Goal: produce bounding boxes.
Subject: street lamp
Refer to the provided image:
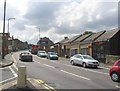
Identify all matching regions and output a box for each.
[36,27,40,40]
[8,18,15,34]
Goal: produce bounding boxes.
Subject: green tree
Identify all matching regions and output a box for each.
[83,31,94,35]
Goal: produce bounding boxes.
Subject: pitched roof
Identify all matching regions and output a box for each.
[73,33,92,43]
[64,35,82,44]
[95,28,119,42]
[80,31,105,44]
[59,37,69,44]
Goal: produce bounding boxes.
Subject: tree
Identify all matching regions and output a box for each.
[83,31,94,35]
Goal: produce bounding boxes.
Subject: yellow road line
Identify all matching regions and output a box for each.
[35,79,56,91]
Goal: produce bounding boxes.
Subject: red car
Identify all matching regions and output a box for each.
[109,59,120,82]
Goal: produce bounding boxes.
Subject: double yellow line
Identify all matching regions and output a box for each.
[35,79,56,91]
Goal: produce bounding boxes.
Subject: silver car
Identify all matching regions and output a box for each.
[70,54,99,68]
[37,51,47,58]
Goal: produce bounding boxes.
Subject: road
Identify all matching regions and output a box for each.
[1,51,120,90]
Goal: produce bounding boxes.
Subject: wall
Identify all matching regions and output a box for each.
[106,55,120,64]
[80,43,92,56]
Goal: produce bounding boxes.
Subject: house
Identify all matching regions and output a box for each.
[50,37,69,56]
[37,37,54,52]
[65,33,94,57]
[92,28,120,63]
[64,35,82,57]
[79,31,105,56]
[12,39,28,51]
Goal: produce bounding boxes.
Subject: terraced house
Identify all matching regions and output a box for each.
[55,28,120,63]
[92,28,120,63]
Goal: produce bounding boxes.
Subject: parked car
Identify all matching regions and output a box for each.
[37,51,47,57]
[19,52,33,62]
[47,52,58,60]
[70,54,99,68]
[109,59,120,82]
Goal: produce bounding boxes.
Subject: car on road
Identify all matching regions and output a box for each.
[47,52,58,60]
[37,51,47,58]
[70,54,99,68]
[19,52,33,62]
[109,59,120,82]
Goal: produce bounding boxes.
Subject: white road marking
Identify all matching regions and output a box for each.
[99,66,109,70]
[43,64,55,69]
[35,56,109,76]
[13,63,18,71]
[0,66,9,70]
[9,66,17,77]
[49,60,58,63]
[61,70,91,81]
[64,64,109,75]
[34,61,41,64]
[0,76,16,84]
[116,85,120,88]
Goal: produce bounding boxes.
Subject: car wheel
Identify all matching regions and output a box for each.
[111,72,120,82]
[83,62,87,68]
[71,61,75,65]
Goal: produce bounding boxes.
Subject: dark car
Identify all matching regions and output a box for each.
[47,52,58,60]
[19,52,33,62]
[109,59,120,82]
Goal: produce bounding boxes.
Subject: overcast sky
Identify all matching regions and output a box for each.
[0,0,119,44]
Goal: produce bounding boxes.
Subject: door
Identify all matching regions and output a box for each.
[76,55,83,65]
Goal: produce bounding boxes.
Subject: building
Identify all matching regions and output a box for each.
[37,37,54,52]
[50,37,69,56]
[64,35,82,57]
[12,39,28,51]
[92,28,120,63]
[79,31,105,56]
[62,28,120,63]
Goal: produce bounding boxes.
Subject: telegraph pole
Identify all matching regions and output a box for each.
[2,0,6,59]
[36,27,40,40]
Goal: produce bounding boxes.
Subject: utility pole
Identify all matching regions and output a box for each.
[2,0,6,59]
[8,18,15,34]
[36,27,40,40]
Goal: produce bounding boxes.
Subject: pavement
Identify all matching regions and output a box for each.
[0,53,14,68]
[1,78,46,91]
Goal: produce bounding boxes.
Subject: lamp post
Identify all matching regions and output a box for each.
[2,0,6,59]
[36,27,40,40]
[8,18,15,34]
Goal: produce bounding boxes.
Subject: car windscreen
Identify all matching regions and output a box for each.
[83,55,94,60]
[40,52,46,53]
[50,52,57,55]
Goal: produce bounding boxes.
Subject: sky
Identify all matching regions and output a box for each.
[0,0,119,44]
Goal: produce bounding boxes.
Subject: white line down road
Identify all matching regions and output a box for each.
[61,70,91,81]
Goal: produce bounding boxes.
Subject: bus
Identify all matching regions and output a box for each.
[31,45,39,54]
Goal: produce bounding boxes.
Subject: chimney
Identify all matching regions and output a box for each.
[64,37,68,39]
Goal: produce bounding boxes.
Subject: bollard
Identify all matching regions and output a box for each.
[17,66,27,88]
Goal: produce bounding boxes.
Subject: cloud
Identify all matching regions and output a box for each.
[0,0,118,44]
[24,2,64,31]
